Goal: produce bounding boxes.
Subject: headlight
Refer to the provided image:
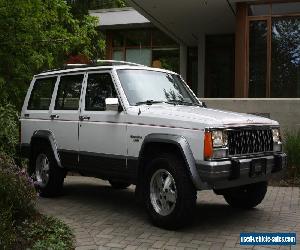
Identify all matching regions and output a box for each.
[272,128,282,152]
[204,130,228,160]
[272,128,281,143]
[212,130,228,148]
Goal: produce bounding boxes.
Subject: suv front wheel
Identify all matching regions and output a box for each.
[144,152,197,229]
[31,144,65,197]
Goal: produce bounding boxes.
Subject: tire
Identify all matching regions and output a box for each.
[144,152,197,229]
[30,143,65,197]
[109,180,130,189]
[223,181,268,209]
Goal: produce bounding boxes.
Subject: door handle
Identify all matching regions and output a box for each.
[50,114,59,120]
[24,113,30,118]
[79,115,90,121]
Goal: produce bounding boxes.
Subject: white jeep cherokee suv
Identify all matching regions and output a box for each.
[20,60,286,229]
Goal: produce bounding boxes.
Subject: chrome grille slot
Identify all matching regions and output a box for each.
[227,128,273,156]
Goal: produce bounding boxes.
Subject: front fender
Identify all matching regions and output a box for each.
[30,130,62,168]
[139,133,207,190]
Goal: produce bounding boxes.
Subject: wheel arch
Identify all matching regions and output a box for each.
[30,130,62,168]
[137,134,206,191]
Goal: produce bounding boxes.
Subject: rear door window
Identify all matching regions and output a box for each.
[54,74,84,110]
[27,77,57,110]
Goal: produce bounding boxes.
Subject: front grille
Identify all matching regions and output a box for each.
[227,128,273,156]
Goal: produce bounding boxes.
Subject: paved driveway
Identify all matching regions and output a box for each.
[37,176,300,250]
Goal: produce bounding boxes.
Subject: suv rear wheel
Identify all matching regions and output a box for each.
[31,144,65,197]
[144,152,197,229]
[223,181,268,209]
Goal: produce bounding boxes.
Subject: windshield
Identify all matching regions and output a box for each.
[117,69,199,106]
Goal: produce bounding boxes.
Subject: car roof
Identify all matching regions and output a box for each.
[35,64,178,77]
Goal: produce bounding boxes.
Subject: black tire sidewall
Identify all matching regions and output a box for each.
[32,143,64,197]
[144,153,196,229]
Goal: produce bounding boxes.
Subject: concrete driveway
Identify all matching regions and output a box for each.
[37,176,300,250]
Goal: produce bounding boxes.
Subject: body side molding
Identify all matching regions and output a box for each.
[139,133,207,190]
[31,130,62,168]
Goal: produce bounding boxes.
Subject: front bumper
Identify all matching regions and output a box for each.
[196,153,287,190]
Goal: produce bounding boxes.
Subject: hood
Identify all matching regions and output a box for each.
[129,104,278,129]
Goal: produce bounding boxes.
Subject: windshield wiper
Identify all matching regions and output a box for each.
[135,100,165,106]
[166,100,199,106]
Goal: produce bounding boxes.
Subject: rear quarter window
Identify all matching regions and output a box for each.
[27,77,57,110]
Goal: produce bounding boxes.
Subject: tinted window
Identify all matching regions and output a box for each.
[85,73,117,111]
[55,74,84,110]
[28,77,57,110]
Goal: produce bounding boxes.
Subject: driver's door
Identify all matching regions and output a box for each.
[78,71,127,178]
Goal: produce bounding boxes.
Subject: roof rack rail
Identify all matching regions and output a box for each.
[40,60,146,73]
[95,60,145,67]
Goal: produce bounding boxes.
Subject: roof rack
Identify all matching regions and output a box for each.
[40,60,146,73]
[95,60,145,67]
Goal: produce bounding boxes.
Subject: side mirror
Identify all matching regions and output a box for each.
[105,98,119,111]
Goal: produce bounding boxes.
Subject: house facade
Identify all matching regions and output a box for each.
[89,0,300,130]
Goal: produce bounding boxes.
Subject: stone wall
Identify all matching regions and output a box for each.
[201,98,300,132]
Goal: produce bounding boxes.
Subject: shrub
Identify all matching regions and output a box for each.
[20,216,74,250]
[0,104,19,158]
[0,206,15,249]
[283,130,300,181]
[0,156,36,249]
[0,158,36,221]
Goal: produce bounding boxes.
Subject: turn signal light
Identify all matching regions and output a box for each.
[204,131,213,159]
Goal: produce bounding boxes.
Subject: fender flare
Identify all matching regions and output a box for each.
[30,130,62,168]
[138,133,207,190]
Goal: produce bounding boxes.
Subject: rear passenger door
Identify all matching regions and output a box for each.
[50,73,85,169]
[21,76,58,146]
[78,71,128,178]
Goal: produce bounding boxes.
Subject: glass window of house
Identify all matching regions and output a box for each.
[152,48,179,73]
[126,48,151,66]
[112,31,124,47]
[85,73,117,111]
[248,4,270,16]
[125,30,151,47]
[249,21,268,97]
[272,3,300,15]
[55,75,84,110]
[27,77,57,110]
[271,16,300,97]
[113,50,124,61]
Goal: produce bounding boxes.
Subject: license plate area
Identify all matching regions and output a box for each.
[249,158,266,177]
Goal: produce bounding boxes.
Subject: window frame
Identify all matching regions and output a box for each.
[26,75,58,111]
[84,71,118,111]
[246,2,300,97]
[82,70,121,112]
[53,72,86,111]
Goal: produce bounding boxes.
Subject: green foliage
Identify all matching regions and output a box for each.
[0,0,104,109]
[20,216,74,250]
[0,104,19,158]
[283,130,300,180]
[0,158,74,249]
[0,158,36,249]
[0,159,36,222]
[0,206,15,250]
